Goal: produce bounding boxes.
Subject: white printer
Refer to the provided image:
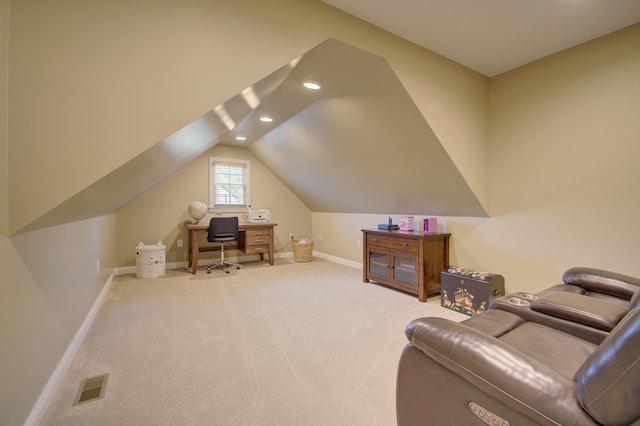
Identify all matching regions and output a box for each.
[247,209,271,223]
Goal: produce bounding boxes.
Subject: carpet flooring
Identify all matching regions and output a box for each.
[41,257,466,425]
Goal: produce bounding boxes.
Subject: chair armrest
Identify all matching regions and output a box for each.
[405,317,592,425]
[530,292,627,331]
[563,267,640,299]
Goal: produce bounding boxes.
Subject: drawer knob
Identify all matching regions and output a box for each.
[373,238,378,243]
[403,242,409,247]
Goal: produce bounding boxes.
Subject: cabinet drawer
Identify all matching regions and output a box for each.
[244,244,269,254]
[367,235,418,253]
[245,229,269,245]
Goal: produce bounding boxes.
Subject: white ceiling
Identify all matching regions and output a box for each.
[322,0,640,76]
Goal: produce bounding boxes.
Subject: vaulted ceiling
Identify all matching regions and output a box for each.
[21,0,640,232]
[21,38,485,233]
[221,39,485,217]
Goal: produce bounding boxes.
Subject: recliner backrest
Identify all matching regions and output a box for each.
[564,267,640,300]
[575,307,640,426]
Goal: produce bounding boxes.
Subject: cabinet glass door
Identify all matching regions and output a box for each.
[368,250,389,280]
[393,253,417,288]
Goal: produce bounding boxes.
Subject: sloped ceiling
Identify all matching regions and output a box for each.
[19,38,485,234]
[231,39,485,216]
[17,56,298,233]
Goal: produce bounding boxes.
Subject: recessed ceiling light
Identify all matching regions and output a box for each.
[235,136,247,141]
[260,116,273,123]
[303,81,321,90]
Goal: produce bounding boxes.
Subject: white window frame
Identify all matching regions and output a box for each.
[209,157,251,212]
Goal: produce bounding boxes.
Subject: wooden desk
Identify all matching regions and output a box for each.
[186,222,277,274]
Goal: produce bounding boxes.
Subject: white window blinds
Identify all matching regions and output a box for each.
[209,157,250,208]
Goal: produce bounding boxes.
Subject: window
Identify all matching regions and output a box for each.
[209,157,250,211]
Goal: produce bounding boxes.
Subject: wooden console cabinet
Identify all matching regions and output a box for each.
[362,229,450,302]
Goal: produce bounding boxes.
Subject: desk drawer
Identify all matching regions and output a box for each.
[367,235,418,253]
[245,244,269,254]
[245,229,269,245]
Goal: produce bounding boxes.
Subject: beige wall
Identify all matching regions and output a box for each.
[0,215,116,425]
[1,0,8,236]
[314,24,640,293]
[486,24,640,291]
[116,145,311,267]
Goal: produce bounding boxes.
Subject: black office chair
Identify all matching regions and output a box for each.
[206,216,241,274]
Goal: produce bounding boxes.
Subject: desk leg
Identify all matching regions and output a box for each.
[269,227,274,265]
[190,229,199,274]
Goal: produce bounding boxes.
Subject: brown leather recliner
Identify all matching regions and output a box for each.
[545,266,640,304]
[396,306,640,425]
[490,267,640,344]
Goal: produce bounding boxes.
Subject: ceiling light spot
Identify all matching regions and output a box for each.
[241,87,260,109]
[235,136,247,141]
[303,81,321,90]
[214,105,236,130]
[260,116,273,123]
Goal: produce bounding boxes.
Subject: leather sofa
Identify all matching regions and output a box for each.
[491,267,640,344]
[545,267,640,304]
[396,268,640,426]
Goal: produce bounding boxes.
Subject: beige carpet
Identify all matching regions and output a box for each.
[41,257,466,426]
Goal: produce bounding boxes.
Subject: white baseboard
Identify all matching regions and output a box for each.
[25,272,116,426]
[114,251,361,276]
[312,251,362,270]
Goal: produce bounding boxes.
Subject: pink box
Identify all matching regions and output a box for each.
[399,216,414,231]
[423,217,437,233]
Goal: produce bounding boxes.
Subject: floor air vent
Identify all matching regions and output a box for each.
[74,374,108,405]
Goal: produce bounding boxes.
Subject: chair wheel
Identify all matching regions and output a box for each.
[225,270,230,274]
[236,266,240,270]
[207,270,211,274]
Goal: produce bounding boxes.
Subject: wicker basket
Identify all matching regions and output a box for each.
[292,239,314,262]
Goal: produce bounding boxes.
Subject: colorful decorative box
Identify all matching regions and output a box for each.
[423,217,437,233]
[440,266,505,317]
[399,215,414,231]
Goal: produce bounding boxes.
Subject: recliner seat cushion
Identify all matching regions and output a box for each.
[461,309,525,337]
[499,322,597,379]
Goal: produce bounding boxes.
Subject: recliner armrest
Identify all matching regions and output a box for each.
[490,297,609,344]
[404,317,593,425]
[530,292,627,331]
[563,267,640,299]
